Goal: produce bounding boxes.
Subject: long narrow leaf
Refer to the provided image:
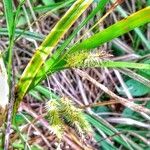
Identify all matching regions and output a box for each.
[13,0,94,116]
[110,0,150,49]
[86,114,142,150]
[68,7,150,53]
[88,61,150,70]
[2,0,14,38]
[46,0,108,68]
[33,0,75,13]
[0,28,44,41]
[29,0,108,89]
[32,7,150,87]
[3,0,14,83]
[3,0,25,83]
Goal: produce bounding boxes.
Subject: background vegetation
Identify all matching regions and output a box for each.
[0,0,150,149]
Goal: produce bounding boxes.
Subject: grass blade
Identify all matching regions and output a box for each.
[2,0,14,38]
[29,0,109,88]
[13,0,94,117]
[3,0,25,83]
[34,7,150,87]
[68,7,150,53]
[110,0,150,50]
[0,28,44,41]
[3,0,14,84]
[86,114,135,149]
[87,61,150,70]
[33,0,75,13]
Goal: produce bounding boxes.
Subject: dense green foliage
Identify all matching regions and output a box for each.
[1,0,150,149]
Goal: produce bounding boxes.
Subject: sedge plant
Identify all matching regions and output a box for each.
[1,0,150,148]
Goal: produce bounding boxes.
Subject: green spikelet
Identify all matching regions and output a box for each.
[65,51,89,67]
[46,100,64,139]
[46,97,92,139]
[65,50,112,68]
[59,97,92,134]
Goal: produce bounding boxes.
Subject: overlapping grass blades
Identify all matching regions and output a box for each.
[33,7,150,86]
[33,86,138,149]
[13,0,93,117]
[2,0,150,148]
[30,0,109,88]
[3,0,14,84]
[2,0,14,39]
[68,7,150,52]
[3,0,25,84]
[13,3,150,119]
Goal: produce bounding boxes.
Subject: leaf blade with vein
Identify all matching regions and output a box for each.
[13,0,94,117]
[34,7,150,86]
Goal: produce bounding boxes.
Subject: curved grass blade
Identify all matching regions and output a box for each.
[29,0,109,89]
[110,0,150,50]
[13,0,94,117]
[68,7,150,53]
[86,114,142,150]
[33,7,150,87]
[43,0,108,68]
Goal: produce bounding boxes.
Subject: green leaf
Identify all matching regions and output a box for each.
[3,0,25,84]
[13,0,94,118]
[87,61,150,70]
[17,15,28,27]
[42,0,55,5]
[68,7,150,53]
[3,0,14,83]
[85,114,134,150]
[95,133,117,150]
[138,59,150,79]
[110,0,150,49]
[34,7,150,87]
[121,79,150,97]
[122,107,141,119]
[34,0,74,13]
[2,0,14,38]
[29,0,109,87]
[0,28,44,41]
[31,144,43,150]
[34,85,58,99]
[93,106,109,113]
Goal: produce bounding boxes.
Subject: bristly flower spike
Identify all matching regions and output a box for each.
[46,100,64,139]
[46,97,92,139]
